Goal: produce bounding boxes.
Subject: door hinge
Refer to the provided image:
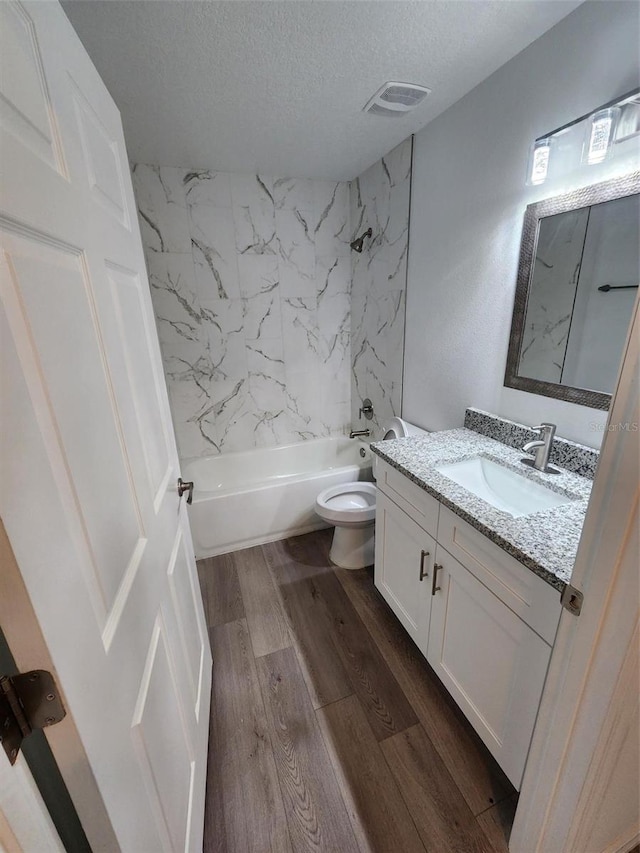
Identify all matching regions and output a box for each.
[0,670,66,765]
[561,584,584,616]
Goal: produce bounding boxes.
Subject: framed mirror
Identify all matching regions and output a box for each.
[504,171,640,409]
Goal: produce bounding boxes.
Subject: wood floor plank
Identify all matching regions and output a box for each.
[202,532,518,850]
[382,724,496,853]
[197,553,245,627]
[207,620,292,853]
[476,794,518,853]
[262,537,353,709]
[317,695,426,853]
[266,533,418,740]
[256,647,360,853]
[203,677,227,852]
[234,546,292,657]
[314,568,419,741]
[336,566,514,814]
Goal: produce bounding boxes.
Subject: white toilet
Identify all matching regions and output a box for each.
[315,417,429,569]
[381,416,429,441]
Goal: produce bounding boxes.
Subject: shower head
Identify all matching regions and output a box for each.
[350,227,373,253]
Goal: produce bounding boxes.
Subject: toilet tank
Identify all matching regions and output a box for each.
[382,417,430,440]
[373,417,429,478]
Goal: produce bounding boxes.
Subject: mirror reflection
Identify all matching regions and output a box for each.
[519,193,639,394]
[505,172,640,409]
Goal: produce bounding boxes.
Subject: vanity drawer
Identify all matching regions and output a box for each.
[376,458,439,538]
[437,506,561,644]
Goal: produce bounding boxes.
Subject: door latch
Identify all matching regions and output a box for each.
[561,583,584,616]
[0,670,66,765]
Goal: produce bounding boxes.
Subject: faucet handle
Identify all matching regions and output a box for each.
[532,422,556,436]
[359,398,374,421]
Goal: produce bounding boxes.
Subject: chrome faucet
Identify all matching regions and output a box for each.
[350,428,371,439]
[521,423,558,473]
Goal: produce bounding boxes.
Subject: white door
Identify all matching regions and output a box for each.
[510,298,640,852]
[0,2,212,851]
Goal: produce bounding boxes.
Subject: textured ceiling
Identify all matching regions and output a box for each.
[62,0,583,180]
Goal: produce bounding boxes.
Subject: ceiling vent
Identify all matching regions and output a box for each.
[363,82,431,117]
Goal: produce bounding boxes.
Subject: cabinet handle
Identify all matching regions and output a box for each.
[432,563,442,595]
[419,550,430,581]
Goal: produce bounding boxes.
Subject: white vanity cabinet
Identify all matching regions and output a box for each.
[427,544,554,787]
[374,460,441,649]
[374,490,436,649]
[374,458,562,789]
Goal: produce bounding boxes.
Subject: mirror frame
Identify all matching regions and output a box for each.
[504,170,640,410]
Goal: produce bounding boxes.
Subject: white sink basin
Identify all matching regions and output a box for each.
[436,456,576,518]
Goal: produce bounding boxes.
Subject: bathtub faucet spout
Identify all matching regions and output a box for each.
[349,429,371,439]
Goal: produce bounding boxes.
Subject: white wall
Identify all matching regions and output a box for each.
[404,1,640,448]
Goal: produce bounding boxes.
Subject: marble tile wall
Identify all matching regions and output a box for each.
[132,165,351,458]
[350,138,412,438]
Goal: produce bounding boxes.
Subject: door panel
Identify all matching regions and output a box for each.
[0,3,212,849]
[70,81,130,227]
[103,263,172,505]
[374,490,434,651]
[2,226,152,625]
[131,615,195,853]
[427,548,551,788]
[0,229,135,627]
[166,528,209,719]
[0,1,65,174]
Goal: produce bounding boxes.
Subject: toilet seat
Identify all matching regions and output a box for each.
[315,482,376,527]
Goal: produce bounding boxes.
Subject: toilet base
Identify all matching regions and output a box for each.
[328,524,375,570]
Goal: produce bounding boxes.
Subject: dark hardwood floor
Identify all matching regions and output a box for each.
[198,529,517,852]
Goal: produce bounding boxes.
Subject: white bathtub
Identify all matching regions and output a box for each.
[182,437,373,558]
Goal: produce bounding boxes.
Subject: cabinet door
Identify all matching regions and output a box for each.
[427,547,552,789]
[374,491,435,653]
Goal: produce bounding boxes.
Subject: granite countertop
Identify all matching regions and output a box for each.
[371,427,593,592]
